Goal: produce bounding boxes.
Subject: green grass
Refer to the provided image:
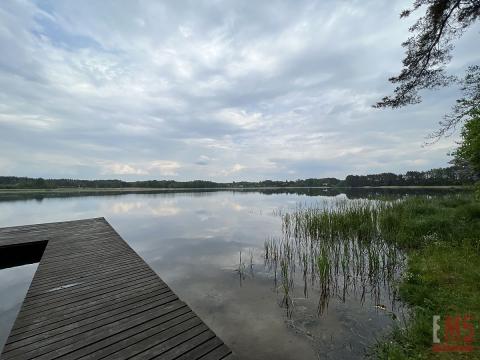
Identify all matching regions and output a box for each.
[266,194,480,358]
[373,194,480,359]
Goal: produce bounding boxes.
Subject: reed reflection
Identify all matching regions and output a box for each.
[264,199,405,318]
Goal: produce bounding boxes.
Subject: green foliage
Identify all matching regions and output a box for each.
[343,166,474,187]
[378,197,461,249]
[453,110,480,176]
[373,195,480,359]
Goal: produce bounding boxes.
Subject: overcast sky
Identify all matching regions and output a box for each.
[0,0,478,181]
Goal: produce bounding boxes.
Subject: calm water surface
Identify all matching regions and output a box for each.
[0,189,457,358]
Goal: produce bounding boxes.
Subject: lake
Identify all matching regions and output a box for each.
[0,188,463,359]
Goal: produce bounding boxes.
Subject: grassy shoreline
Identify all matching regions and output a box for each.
[373,195,480,359]
[266,193,479,358]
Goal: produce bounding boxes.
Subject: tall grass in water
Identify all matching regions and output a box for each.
[265,199,405,316]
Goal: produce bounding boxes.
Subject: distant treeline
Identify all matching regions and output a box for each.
[343,166,476,187]
[0,177,341,189]
[0,166,475,189]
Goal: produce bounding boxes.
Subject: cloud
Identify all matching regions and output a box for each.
[148,160,181,176]
[215,108,264,130]
[102,163,148,175]
[101,160,180,176]
[221,163,246,177]
[0,0,478,180]
[195,155,213,166]
[108,200,180,216]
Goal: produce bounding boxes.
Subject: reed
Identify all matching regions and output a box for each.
[266,194,480,358]
[265,198,405,316]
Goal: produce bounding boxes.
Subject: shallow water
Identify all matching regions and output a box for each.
[0,189,459,358]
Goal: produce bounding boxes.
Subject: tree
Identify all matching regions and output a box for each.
[452,110,480,175]
[375,1,480,192]
[432,65,480,138]
[451,109,480,197]
[375,0,480,112]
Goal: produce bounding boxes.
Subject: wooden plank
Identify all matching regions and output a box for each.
[141,328,217,360]
[6,287,172,342]
[0,218,232,359]
[12,278,164,331]
[4,292,179,351]
[10,282,166,335]
[65,307,195,360]
[197,344,232,360]
[175,337,224,360]
[126,324,211,360]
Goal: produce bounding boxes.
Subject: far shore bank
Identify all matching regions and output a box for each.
[0,185,472,194]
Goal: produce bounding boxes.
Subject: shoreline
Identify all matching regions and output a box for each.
[0,185,471,194]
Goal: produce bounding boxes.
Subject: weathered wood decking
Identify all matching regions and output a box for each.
[0,218,232,360]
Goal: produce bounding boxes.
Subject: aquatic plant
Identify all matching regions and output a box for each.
[265,198,406,317]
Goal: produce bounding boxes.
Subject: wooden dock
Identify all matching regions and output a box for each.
[0,218,232,360]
